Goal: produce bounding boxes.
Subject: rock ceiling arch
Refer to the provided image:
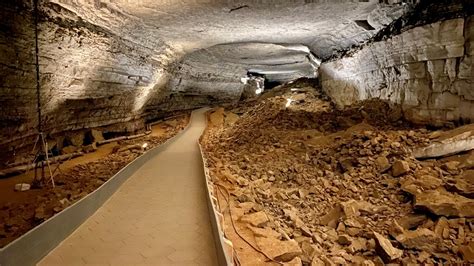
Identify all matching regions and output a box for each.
[46,0,413,62]
[0,0,419,153]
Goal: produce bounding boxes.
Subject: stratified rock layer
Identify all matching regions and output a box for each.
[0,0,411,157]
[320,16,474,125]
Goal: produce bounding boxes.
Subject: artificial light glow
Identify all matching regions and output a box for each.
[133,70,166,113]
[285,98,293,108]
[240,77,249,84]
[255,82,264,95]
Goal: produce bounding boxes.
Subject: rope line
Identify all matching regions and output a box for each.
[215,183,284,265]
[33,0,42,133]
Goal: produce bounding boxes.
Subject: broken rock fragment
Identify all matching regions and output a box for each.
[413,124,474,159]
[395,228,441,252]
[373,232,403,262]
[286,256,302,265]
[240,211,269,227]
[442,161,460,171]
[248,226,281,239]
[34,205,47,221]
[375,156,390,171]
[459,242,474,262]
[14,183,31,192]
[337,234,352,245]
[209,107,225,126]
[414,189,474,217]
[348,237,368,253]
[91,129,104,142]
[397,214,427,230]
[255,237,302,262]
[446,170,474,198]
[392,160,410,177]
[283,208,305,229]
[319,205,343,228]
[341,200,377,218]
[400,175,443,194]
[433,217,449,238]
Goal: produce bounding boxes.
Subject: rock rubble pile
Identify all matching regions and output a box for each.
[201,86,474,264]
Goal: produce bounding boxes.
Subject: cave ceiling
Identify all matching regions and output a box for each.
[46,0,413,62]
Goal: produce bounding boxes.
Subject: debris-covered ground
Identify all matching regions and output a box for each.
[201,83,474,265]
[0,114,189,248]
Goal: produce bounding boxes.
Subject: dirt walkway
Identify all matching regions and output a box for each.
[38,108,218,265]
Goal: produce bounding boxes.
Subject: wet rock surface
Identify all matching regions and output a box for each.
[0,115,189,248]
[201,82,474,264]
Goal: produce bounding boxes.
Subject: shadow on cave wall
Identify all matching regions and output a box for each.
[0,1,39,163]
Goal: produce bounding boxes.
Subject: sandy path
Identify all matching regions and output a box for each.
[38,108,218,265]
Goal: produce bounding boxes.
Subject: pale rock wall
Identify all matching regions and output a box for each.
[0,0,420,158]
[0,2,176,156]
[166,43,318,110]
[320,17,474,125]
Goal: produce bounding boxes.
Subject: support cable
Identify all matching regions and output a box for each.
[33,0,42,133]
[31,0,55,187]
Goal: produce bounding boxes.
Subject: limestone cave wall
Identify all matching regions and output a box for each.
[166,43,318,108]
[0,0,450,159]
[0,1,174,157]
[0,1,37,150]
[320,2,473,126]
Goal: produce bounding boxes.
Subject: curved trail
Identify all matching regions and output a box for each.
[39,109,218,265]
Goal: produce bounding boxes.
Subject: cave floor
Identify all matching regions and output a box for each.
[38,109,218,265]
[0,116,190,248]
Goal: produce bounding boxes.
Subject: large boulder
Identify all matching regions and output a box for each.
[414,189,474,217]
[255,237,302,262]
[413,124,474,158]
[373,232,403,263]
[446,170,474,198]
[395,228,441,252]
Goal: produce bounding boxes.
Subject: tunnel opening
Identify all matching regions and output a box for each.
[246,71,285,90]
[264,79,283,90]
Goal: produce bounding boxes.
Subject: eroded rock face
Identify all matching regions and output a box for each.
[320,10,474,125]
[0,1,174,159]
[0,0,411,156]
[167,43,318,106]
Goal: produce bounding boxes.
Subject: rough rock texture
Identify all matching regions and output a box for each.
[0,0,174,160]
[320,13,474,125]
[413,124,474,158]
[201,84,474,264]
[414,189,474,218]
[167,43,318,107]
[0,0,411,156]
[374,232,403,262]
